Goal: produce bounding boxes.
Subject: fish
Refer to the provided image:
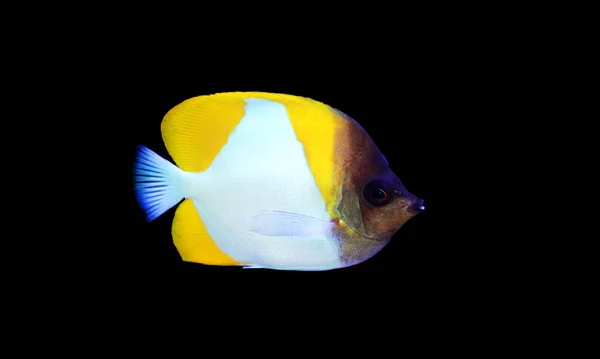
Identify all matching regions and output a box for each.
[133,92,424,271]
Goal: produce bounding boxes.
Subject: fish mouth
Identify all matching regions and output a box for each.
[406,198,425,214]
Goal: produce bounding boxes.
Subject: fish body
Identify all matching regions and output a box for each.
[134,92,424,271]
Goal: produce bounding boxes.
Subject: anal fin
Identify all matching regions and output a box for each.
[249,210,335,237]
[172,199,240,266]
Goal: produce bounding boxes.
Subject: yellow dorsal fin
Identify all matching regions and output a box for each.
[161,93,248,172]
[172,199,240,265]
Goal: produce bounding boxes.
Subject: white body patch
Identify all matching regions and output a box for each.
[187,98,342,270]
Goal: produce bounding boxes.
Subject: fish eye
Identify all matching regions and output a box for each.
[363,180,392,207]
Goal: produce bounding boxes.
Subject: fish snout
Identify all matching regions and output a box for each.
[407,198,425,214]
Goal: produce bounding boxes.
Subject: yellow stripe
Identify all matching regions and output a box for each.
[275,97,341,216]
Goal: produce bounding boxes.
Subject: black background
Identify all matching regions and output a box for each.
[12,6,552,349]
[75,26,498,308]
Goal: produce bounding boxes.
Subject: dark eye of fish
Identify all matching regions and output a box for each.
[363,180,392,206]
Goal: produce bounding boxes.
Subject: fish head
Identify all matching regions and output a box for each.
[355,169,424,239]
[334,111,424,248]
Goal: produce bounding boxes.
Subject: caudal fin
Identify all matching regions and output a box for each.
[133,145,186,222]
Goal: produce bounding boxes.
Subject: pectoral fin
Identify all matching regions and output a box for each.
[249,210,335,237]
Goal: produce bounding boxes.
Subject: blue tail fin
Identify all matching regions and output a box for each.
[133,145,185,222]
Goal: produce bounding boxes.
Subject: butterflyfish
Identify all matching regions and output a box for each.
[133,92,424,271]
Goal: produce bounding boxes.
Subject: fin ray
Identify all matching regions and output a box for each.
[133,145,186,222]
